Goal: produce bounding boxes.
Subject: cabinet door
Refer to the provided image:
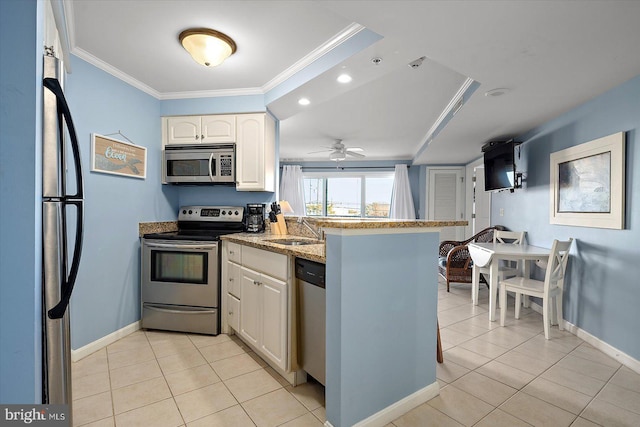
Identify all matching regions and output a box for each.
[227,294,240,332]
[260,274,287,370]
[236,114,265,191]
[227,261,242,298]
[239,266,261,347]
[166,116,201,144]
[201,115,236,143]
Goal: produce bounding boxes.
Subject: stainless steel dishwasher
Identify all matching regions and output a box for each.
[295,258,326,385]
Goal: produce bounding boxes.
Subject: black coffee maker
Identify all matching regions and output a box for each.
[244,203,266,233]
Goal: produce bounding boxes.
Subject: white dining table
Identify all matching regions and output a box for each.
[468,242,552,322]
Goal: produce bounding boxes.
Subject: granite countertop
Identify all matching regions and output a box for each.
[220,233,326,263]
[308,218,468,229]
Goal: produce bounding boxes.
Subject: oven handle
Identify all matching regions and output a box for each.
[145,304,216,315]
[144,242,218,250]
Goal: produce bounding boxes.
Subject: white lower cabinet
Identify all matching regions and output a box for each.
[239,266,261,347]
[239,265,287,370]
[258,273,287,368]
[222,241,289,372]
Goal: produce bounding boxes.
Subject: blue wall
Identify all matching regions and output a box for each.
[325,230,438,425]
[0,0,42,403]
[492,73,640,360]
[65,56,178,348]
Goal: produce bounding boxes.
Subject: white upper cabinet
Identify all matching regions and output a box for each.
[201,115,236,143]
[236,113,275,192]
[162,112,276,191]
[165,115,236,145]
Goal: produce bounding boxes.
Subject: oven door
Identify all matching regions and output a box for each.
[141,240,219,307]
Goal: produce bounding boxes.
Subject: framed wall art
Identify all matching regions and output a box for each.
[549,132,625,229]
[91,133,147,179]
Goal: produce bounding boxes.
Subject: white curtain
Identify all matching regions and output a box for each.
[279,165,306,216]
[389,164,416,219]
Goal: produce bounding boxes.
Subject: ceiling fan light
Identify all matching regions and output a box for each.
[179,28,236,67]
[329,151,346,161]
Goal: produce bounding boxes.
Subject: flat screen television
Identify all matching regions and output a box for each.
[484,142,516,191]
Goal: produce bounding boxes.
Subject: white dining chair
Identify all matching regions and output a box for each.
[499,238,573,339]
[472,230,526,306]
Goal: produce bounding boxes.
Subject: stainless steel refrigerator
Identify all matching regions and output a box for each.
[42,52,84,408]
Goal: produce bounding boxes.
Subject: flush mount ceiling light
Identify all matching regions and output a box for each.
[298,97,311,106]
[179,28,237,67]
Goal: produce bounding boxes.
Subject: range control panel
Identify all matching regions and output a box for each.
[178,206,244,222]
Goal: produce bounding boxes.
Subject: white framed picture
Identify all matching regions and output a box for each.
[549,132,625,229]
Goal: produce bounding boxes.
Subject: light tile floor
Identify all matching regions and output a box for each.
[72,279,640,426]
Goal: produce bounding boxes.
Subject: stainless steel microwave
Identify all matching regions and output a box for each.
[163,144,235,184]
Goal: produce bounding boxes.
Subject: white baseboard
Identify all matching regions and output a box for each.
[71,321,141,362]
[323,381,439,427]
[528,301,640,374]
[563,320,640,374]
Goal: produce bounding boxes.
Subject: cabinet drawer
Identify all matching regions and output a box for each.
[227,294,240,332]
[242,245,287,280]
[227,261,241,298]
[226,242,242,264]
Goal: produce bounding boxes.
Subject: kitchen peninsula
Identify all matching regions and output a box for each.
[223,218,466,427]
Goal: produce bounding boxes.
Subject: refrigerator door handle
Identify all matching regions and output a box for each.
[43,77,84,199]
[43,76,85,319]
[48,199,83,319]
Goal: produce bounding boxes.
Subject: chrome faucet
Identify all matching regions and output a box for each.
[297,217,322,240]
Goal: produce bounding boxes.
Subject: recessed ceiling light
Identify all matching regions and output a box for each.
[337,73,352,83]
[485,88,510,97]
[298,98,310,106]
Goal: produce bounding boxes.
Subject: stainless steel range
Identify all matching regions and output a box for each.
[141,206,244,335]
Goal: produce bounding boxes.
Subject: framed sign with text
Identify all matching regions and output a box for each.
[91,133,146,179]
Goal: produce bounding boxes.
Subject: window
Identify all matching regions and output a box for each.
[303,172,394,218]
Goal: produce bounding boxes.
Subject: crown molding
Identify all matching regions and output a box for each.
[159,87,264,100]
[62,4,364,102]
[71,47,163,99]
[261,22,365,93]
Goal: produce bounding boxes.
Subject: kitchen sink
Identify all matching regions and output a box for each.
[266,238,323,246]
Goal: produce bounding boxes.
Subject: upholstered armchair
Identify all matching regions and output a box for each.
[438,226,505,292]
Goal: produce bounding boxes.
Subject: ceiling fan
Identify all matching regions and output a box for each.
[309,139,365,161]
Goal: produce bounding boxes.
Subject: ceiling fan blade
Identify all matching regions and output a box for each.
[347,147,364,152]
[307,148,333,154]
[346,150,365,158]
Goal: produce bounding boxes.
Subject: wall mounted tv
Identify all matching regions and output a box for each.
[483,141,516,191]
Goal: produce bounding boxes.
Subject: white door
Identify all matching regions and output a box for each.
[427,167,465,241]
[473,167,491,234]
[239,267,261,347]
[260,274,287,370]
